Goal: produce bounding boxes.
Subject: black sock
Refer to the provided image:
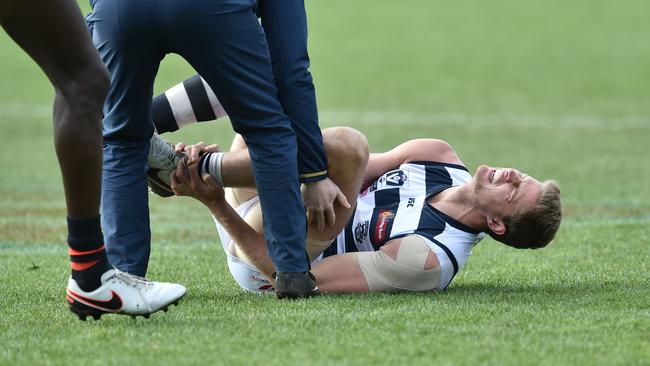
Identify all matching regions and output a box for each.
[67,216,111,292]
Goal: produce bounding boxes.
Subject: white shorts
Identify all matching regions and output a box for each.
[213,195,274,293]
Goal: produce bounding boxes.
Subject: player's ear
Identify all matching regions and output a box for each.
[487,216,506,235]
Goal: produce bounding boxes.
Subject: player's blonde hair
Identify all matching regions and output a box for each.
[489,180,562,249]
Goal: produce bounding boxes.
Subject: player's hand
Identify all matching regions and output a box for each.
[302,177,351,232]
[174,141,220,165]
[170,158,224,205]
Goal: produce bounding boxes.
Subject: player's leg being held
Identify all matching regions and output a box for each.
[303,127,369,257]
[174,126,368,248]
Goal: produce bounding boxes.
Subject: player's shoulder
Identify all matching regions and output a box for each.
[400,139,464,167]
[402,160,469,173]
[393,159,471,188]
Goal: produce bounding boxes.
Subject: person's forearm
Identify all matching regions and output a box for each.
[204,200,276,281]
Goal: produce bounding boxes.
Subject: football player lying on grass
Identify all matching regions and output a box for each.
[148,127,562,293]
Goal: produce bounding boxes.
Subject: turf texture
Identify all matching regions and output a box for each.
[0,0,648,365]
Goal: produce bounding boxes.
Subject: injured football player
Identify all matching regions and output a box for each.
[149,126,562,294]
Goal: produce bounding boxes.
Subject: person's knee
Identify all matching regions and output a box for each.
[230,134,247,151]
[53,61,109,143]
[323,127,369,169]
[56,60,109,120]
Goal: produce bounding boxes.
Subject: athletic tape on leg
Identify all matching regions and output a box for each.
[305,238,334,262]
[357,235,441,292]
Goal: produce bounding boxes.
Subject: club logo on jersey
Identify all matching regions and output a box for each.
[354,220,370,244]
[374,209,395,243]
[385,170,408,186]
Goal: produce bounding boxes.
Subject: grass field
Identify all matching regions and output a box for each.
[1,0,649,365]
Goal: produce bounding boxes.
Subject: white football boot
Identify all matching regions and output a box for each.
[66,268,187,320]
[147,133,186,197]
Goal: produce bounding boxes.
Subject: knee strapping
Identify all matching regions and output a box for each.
[305,238,334,262]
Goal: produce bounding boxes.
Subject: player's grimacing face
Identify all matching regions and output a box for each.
[473,165,543,217]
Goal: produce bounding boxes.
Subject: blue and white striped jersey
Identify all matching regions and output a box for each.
[319,161,485,289]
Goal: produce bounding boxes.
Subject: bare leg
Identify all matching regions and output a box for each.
[225,134,259,205]
[305,127,369,242]
[1,0,189,320]
[1,0,109,220]
[221,127,369,240]
[311,239,440,293]
[1,0,114,297]
[219,127,369,279]
[311,253,369,293]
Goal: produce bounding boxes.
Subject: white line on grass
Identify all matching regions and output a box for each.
[2,102,649,129]
[0,102,51,120]
[319,110,650,130]
[2,214,648,252]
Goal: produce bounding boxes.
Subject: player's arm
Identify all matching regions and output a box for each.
[151,75,228,134]
[362,139,464,188]
[205,200,276,282]
[169,161,276,282]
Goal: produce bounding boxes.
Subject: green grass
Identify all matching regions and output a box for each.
[1,0,649,365]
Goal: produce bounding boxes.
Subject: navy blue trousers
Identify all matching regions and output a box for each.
[258,0,328,179]
[87,0,308,275]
